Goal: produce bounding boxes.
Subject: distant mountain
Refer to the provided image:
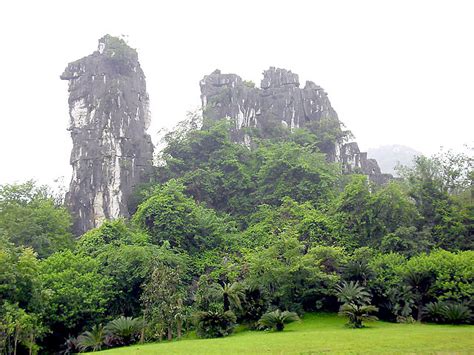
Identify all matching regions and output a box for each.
[367,145,423,176]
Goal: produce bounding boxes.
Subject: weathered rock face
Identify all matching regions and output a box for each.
[61,35,153,235]
[200,68,339,144]
[200,68,391,183]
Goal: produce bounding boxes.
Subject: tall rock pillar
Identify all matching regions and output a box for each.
[61,35,154,235]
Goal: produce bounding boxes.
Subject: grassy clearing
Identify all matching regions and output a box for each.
[98,313,474,354]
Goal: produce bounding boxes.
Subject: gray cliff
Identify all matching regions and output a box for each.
[61,35,153,235]
[200,68,391,184]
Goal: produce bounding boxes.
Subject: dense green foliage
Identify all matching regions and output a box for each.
[0,119,472,353]
[0,181,73,258]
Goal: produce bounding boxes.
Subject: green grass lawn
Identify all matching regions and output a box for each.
[98,313,474,354]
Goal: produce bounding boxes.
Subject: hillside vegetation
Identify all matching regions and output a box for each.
[1,118,473,354]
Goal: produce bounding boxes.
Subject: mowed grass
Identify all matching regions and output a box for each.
[98,313,474,354]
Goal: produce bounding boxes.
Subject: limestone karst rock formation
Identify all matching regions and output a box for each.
[200,67,392,184]
[61,35,153,235]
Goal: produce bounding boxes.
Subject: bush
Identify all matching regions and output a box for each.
[105,316,143,345]
[441,303,472,324]
[194,310,236,338]
[338,303,379,328]
[258,309,300,331]
[424,301,472,324]
[77,324,106,352]
[336,281,371,306]
[424,301,446,323]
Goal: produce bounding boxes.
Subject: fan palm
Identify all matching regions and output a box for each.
[336,281,371,305]
[338,303,378,328]
[77,324,106,352]
[258,309,300,331]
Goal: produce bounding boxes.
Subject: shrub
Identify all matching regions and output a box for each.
[105,316,143,345]
[440,303,472,324]
[424,301,472,324]
[77,324,106,352]
[63,336,79,354]
[424,301,446,323]
[338,303,378,328]
[258,309,300,331]
[194,310,236,338]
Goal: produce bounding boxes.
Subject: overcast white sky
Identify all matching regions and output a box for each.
[0,0,473,186]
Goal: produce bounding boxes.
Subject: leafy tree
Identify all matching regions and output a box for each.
[77,219,149,257]
[258,309,300,331]
[398,154,471,250]
[0,302,46,355]
[141,263,184,341]
[157,118,256,220]
[380,226,432,256]
[370,182,420,244]
[39,250,113,341]
[133,180,234,252]
[333,175,373,248]
[0,241,42,318]
[0,181,73,258]
[255,142,339,206]
[77,220,165,317]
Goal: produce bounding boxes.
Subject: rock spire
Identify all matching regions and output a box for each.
[61,35,154,235]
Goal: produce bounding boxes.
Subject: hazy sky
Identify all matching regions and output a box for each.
[0,0,473,186]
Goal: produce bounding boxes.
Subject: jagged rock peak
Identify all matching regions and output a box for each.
[261,67,299,88]
[61,35,153,235]
[200,67,392,184]
[200,67,339,136]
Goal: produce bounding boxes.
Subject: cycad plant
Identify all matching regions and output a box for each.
[336,281,371,305]
[440,303,472,324]
[258,309,300,331]
[336,281,378,328]
[77,324,106,352]
[338,303,378,328]
[424,301,446,323]
[211,282,246,312]
[105,316,143,345]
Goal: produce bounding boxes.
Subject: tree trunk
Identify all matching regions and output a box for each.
[13,325,19,355]
[417,300,423,322]
[140,314,146,344]
[167,326,172,341]
[29,332,34,355]
[177,319,182,339]
[223,294,230,312]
